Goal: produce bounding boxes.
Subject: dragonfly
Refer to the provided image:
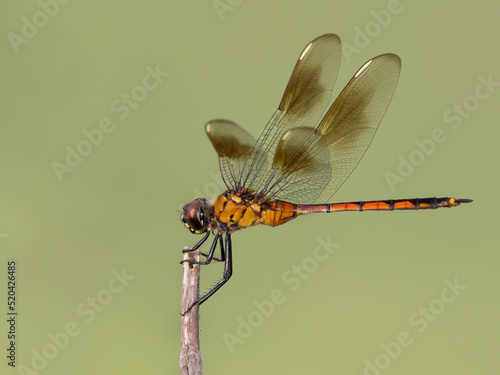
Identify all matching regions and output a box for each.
[180,34,472,314]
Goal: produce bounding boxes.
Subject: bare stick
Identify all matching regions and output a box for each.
[180,249,202,375]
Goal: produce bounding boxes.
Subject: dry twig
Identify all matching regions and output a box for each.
[179,249,202,375]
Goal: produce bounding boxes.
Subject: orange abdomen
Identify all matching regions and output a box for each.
[261,200,303,227]
[215,195,468,231]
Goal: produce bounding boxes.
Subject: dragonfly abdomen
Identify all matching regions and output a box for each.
[260,200,302,227]
[260,197,472,227]
[327,197,471,211]
[300,197,471,213]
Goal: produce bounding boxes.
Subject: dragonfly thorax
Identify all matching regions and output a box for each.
[213,190,266,233]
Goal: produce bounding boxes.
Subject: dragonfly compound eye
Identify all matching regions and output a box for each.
[182,199,207,234]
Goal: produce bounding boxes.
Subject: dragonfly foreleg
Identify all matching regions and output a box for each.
[182,232,233,315]
[182,231,210,254]
[181,232,220,265]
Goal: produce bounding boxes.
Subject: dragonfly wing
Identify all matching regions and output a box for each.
[267,54,401,203]
[317,53,401,202]
[270,126,332,201]
[205,120,260,190]
[239,34,342,193]
[279,34,342,126]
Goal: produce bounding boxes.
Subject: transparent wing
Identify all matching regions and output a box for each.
[205,35,400,205]
[205,120,258,189]
[262,53,401,203]
[237,34,342,192]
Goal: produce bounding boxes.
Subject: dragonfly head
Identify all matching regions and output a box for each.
[181,198,209,234]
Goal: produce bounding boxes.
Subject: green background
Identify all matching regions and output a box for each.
[1,1,498,374]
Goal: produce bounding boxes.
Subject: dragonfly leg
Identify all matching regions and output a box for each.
[201,234,224,262]
[182,233,233,315]
[182,231,210,253]
[181,232,219,265]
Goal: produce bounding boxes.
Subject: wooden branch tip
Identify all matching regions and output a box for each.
[180,249,202,375]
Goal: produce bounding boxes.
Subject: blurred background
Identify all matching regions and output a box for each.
[0,1,498,374]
